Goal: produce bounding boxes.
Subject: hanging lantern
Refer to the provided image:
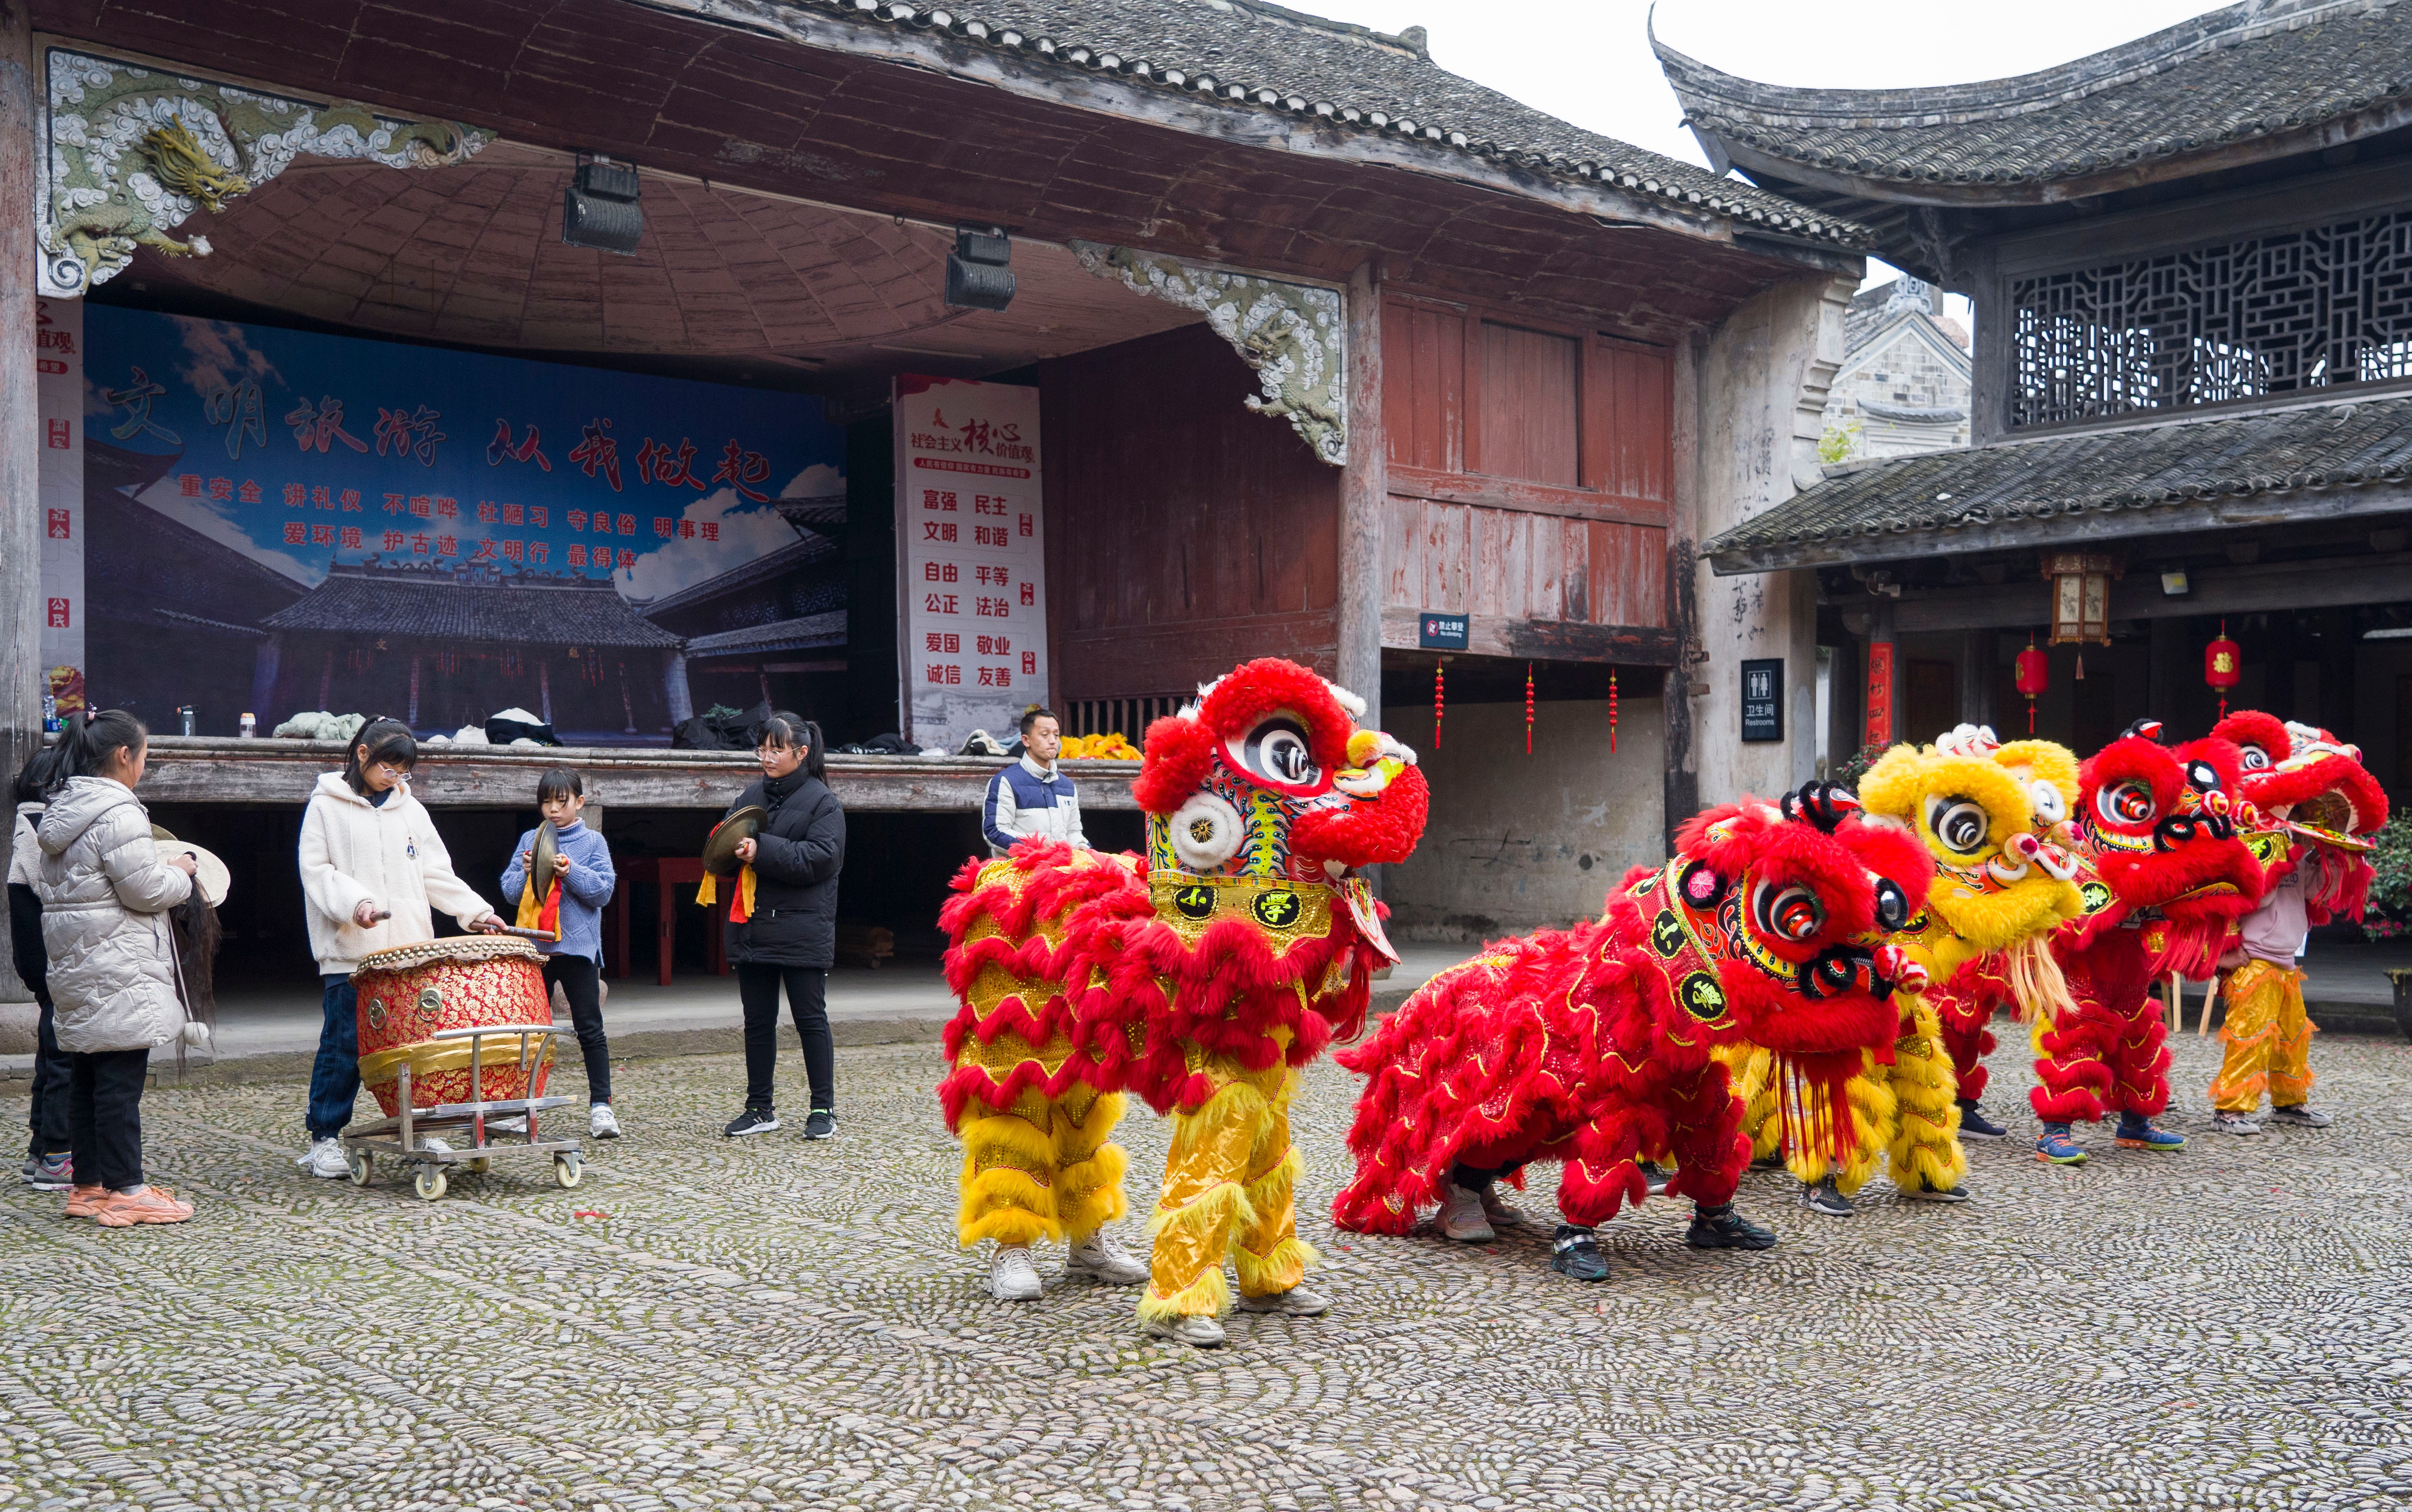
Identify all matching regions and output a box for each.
[1432,660,1445,750]
[2044,551,2117,646]
[2204,619,2242,718]
[1524,663,1535,755]
[2014,637,2049,735]
[1608,668,1618,755]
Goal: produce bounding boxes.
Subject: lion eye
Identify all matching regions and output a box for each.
[1753,882,1826,943]
[1233,717,1319,790]
[2185,760,2222,794]
[2030,781,2066,825]
[2098,779,2157,828]
[1924,796,1990,856]
[2238,745,2271,771]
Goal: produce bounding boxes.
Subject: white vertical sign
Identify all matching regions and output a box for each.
[893,376,1046,749]
[36,297,84,717]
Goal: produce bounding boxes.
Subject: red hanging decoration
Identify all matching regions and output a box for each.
[1609,668,1619,754]
[2204,619,2242,719]
[1523,663,1535,755]
[1432,660,1444,750]
[2014,636,2049,735]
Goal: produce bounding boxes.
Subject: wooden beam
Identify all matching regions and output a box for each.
[0,12,39,793]
[1383,464,1670,529]
[1709,479,2412,576]
[1378,608,1678,666]
[133,738,1141,813]
[1663,330,1703,849]
[1834,549,2412,634]
[1339,262,1385,726]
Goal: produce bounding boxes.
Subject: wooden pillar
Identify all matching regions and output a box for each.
[0,11,42,784]
[407,654,422,726]
[1962,629,1996,732]
[2264,613,2297,723]
[2319,607,2357,740]
[318,648,335,711]
[1338,262,1385,729]
[2147,615,2184,725]
[1662,331,1703,849]
[623,661,639,733]
[662,649,692,724]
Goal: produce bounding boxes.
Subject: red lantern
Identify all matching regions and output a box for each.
[2014,637,2049,735]
[2204,620,2242,718]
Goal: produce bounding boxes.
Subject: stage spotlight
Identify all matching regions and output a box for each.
[563,156,643,254]
[945,227,1015,311]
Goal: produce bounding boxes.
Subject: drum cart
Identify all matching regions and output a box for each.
[339,1024,586,1201]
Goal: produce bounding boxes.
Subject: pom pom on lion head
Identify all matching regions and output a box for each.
[1133,657,1429,873]
[2213,709,2389,923]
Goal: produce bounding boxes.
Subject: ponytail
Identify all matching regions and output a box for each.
[55,709,148,782]
[12,743,66,805]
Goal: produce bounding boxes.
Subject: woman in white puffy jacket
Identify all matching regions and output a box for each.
[35,711,200,1227]
[295,718,500,1178]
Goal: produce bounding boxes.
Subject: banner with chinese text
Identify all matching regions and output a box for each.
[37,298,83,720]
[63,306,844,742]
[893,375,1046,749]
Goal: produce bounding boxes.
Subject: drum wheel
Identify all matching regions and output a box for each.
[412,1167,448,1202]
[553,1153,584,1189]
[346,1150,373,1186]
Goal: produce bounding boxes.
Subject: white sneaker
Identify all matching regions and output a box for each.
[1236,1284,1331,1317]
[418,1138,453,1156]
[1144,1313,1226,1347]
[1435,1181,1495,1242]
[299,1138,350,1179]
[2212,1111,2262,1136]
[1478,1184,1528,1228]
[989,1245,1043,1301]
[1064,1231,1149,1285]
[489,1116,528,1135]
[590,1103,622,1139]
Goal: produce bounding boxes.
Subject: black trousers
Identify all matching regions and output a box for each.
[68,1048,149,1193]
[736,964,832,1113]
[27,988,70,1159]
[543,954,612,1104]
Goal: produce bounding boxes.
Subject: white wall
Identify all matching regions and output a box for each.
[1691,271,1856,807]
[1386,694,1668,941]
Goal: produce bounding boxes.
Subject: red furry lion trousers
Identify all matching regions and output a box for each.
[2028,960,2171,1124]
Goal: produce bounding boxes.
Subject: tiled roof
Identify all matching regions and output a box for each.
[1706,394,2412,568]
[777,0,1866,244]
[683,612,849,658]
[633,533,835,620]
[1843,277,1936,354]
[263,565,683,647]
[1658,0,2412,193]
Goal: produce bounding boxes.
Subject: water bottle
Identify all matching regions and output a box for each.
[178,705,197,737]
[239,711,257,739]
[41,690,57,734]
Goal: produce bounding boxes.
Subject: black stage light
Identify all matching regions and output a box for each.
[563,156,643,254]
[945,226,1015,311]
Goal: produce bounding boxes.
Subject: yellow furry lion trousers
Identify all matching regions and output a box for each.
[1731,995,1967,1196]
[953,1037,1130,1249]
[1140,1060,1314,1323]
[2209,960,2315,1114]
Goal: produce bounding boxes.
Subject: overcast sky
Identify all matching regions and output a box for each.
[1296,0,2222,302]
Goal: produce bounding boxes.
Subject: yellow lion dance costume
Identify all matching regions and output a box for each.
[1728,724,2084,1209]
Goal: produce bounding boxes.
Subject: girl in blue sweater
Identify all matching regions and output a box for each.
[502,769,621,1139]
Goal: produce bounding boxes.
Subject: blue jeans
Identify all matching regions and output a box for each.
[307,974,361,1139]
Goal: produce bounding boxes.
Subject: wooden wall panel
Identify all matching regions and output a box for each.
[1381,299,1464,473]
[1041,324,1339,700]
[1477,321,1580,486]
[1587,340,1673,503]
[1381,496,1664,633]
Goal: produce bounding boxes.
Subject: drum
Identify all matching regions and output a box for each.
[352,936,554,1117]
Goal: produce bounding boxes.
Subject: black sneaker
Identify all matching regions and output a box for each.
[1550,1225,1610,1282]
[724,1107,780,1138]
[1686,1203,1778,1251]
[1634,1161,1673,1196]
[802,1108,837,1141]
[1956,1099,2008,1140]
[1799,1177,1855,1217]
[1749,1152,1785,1172]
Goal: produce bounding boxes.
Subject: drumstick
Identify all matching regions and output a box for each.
[366,910,392,923]
[486,922,556,943]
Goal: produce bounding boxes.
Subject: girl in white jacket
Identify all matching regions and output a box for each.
[297,719,500,1177]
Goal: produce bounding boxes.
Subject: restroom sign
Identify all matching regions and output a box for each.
[1741,657,1783,742]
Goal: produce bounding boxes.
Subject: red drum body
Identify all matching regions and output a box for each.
[352,937,554,1117]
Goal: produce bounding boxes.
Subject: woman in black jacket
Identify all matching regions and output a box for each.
[722,713,845,1140]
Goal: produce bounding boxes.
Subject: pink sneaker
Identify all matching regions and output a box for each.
[95,1187,194,1228]
[63,1184,109,1218]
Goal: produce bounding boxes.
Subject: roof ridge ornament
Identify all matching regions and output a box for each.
[1067,241,1347,465]
[37,46,489,298]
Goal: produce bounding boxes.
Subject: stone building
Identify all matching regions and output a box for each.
[1820,278,1972,460]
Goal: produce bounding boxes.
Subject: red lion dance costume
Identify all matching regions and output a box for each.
[1332,784,1933,1282]
[2206,712,2387,1129]
[937,659,1427,1346]
[2027,720,2265,1163]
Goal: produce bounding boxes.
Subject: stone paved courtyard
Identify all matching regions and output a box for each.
[1,1027,2408,1512]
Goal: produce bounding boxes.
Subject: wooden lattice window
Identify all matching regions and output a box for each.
[2010,207,2412,428]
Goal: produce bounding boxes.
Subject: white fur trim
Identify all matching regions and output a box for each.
[1322,680,1366,721]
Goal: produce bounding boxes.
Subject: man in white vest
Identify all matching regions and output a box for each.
[982,707,1088,858]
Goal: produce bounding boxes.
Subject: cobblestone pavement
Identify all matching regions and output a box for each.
[2,1027,2408,1512]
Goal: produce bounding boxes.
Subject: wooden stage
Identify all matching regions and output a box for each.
[135,737,1142,813]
